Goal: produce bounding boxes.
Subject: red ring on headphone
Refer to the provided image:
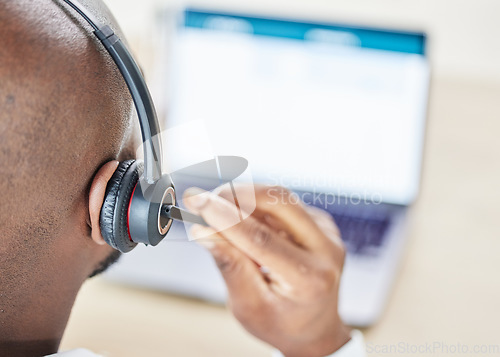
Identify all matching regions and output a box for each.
[126,182,138,242]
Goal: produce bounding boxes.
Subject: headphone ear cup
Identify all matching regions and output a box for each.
[100,160,140,253]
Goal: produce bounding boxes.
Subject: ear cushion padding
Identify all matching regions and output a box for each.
[100,160,140,253]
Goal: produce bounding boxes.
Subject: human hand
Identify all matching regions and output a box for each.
[184,185,350,357]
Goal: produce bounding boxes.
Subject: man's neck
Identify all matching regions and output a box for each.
[0,340,61,357]
[0,259,84,356]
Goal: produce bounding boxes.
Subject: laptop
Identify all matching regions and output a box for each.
[106,8,430,327]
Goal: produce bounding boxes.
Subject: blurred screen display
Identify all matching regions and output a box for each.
[166,10,429,205]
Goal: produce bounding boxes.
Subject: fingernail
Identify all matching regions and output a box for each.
[184,187,209,209]
[197,239,216,250]
[190,225,216,248]
[190,224,205,237]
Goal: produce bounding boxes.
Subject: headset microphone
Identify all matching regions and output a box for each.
[162,205,208,226]
[60,0,202,253]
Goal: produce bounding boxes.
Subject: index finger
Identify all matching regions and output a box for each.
[184,188,312,280]
[216,184,334,250]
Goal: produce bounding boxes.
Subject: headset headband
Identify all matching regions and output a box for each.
[61,0,163,183]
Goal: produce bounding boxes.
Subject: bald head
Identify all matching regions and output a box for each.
[0,0,139,351]
[0,0,136,255]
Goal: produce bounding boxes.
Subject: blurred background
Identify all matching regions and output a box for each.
[107,0,500,83]
[60,0,500,356]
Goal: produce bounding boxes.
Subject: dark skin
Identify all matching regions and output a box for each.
[0,0,138,355]
[1,1,351,356]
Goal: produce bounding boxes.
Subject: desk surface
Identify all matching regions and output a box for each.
[60,77,500,356]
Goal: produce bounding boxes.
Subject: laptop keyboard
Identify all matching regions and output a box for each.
[302,195,393,256]
[330,212,391,255]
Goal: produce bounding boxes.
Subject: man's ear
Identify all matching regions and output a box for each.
[88,161,119,245]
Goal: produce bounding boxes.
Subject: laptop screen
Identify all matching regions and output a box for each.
[165,9,429,206]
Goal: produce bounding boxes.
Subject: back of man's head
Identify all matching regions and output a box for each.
[0,0,138,354]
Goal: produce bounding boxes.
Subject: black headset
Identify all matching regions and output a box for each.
[61,0,176,253]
